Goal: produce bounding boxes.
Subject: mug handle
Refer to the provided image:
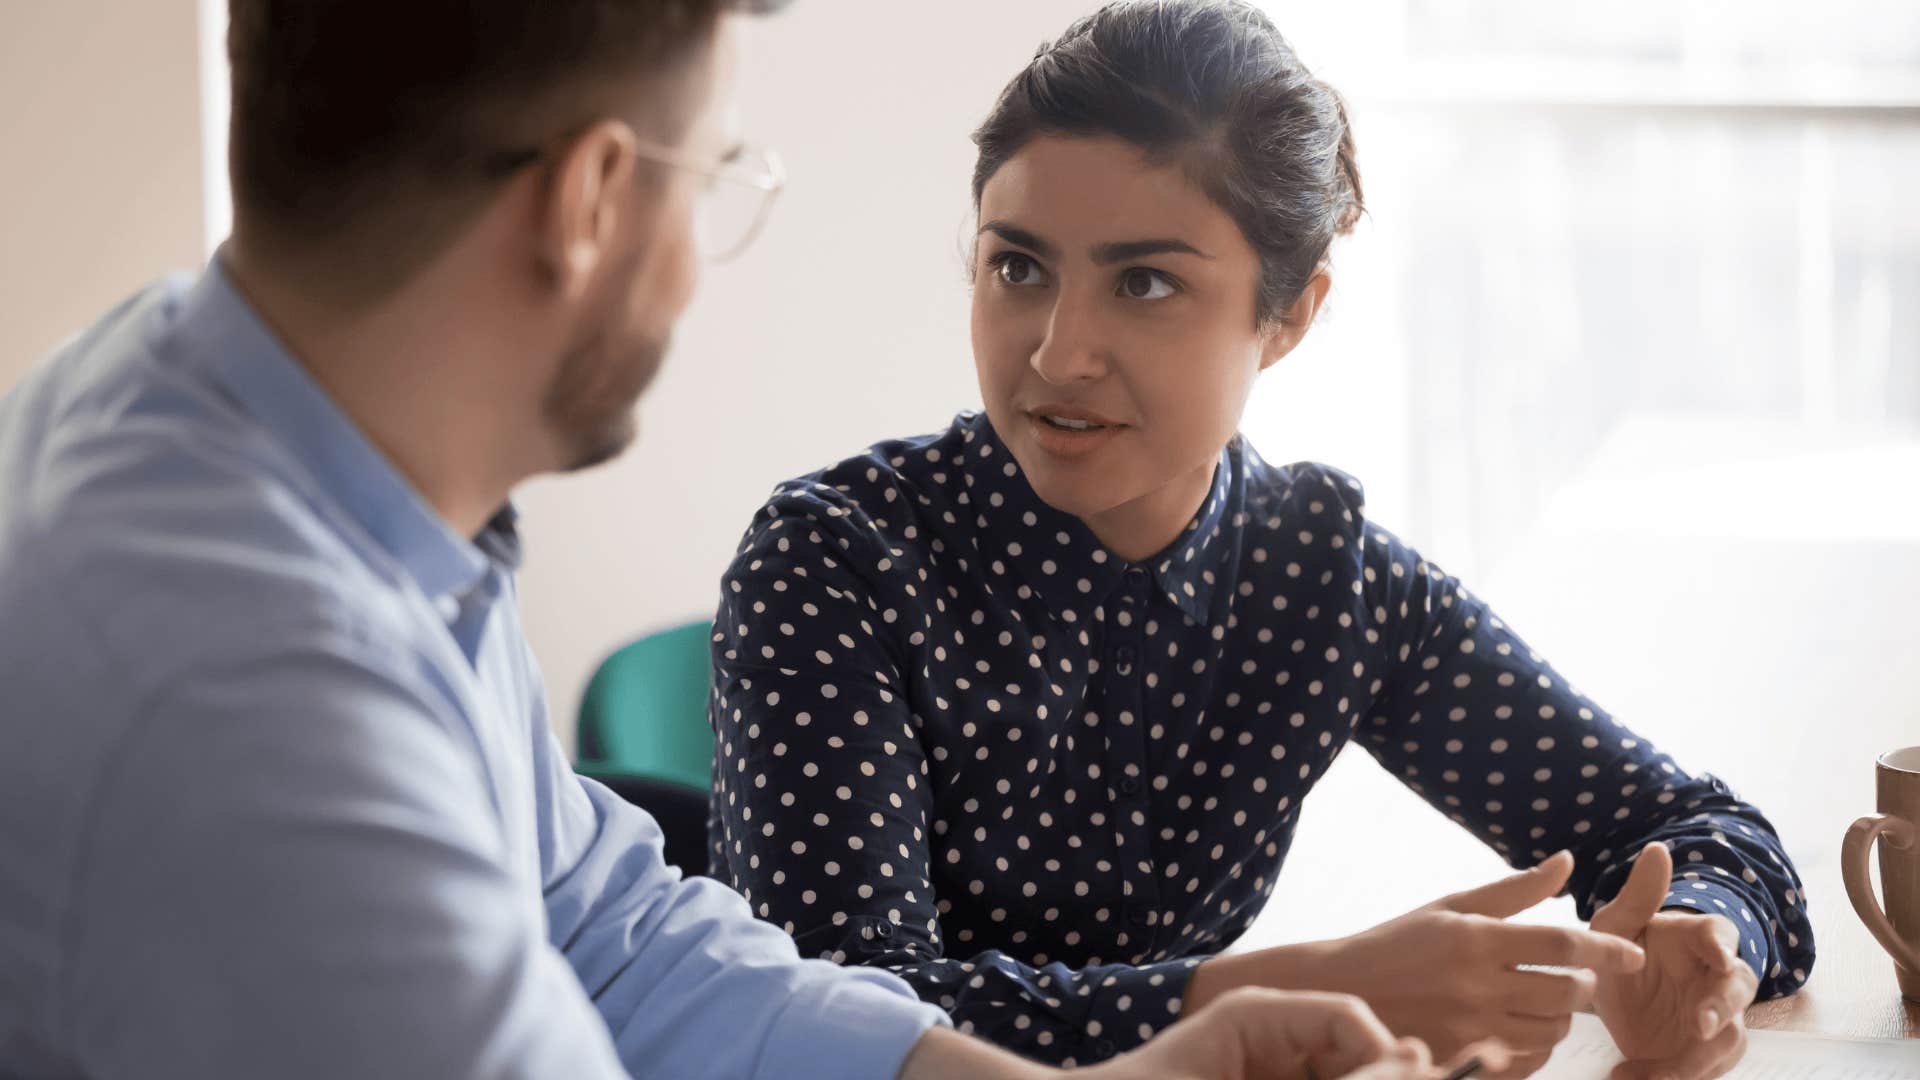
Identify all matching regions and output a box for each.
[1843,813,1920,974]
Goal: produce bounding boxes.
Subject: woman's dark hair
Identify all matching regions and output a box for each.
[972,0,1363,326]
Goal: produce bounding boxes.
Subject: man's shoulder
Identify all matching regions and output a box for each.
[0,287,454,1035]
[0,302,424,697]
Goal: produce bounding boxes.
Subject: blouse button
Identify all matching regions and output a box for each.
[1118,775,1141,797]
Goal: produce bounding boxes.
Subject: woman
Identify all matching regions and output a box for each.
[707,2,1812,1075]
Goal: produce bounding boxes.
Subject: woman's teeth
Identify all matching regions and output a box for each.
[1041,415,1103,431]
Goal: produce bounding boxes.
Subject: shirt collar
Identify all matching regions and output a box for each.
[166,254,515,602]
[959,412,1237,626]
[1145,444,1238,625]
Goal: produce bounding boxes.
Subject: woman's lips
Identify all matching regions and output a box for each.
[1027,403,1123,429]
[1024,406,1127,459]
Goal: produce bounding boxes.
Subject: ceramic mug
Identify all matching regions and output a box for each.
[1843,745,1920,1002]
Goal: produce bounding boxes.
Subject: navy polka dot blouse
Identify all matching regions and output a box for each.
[709,411,1812,1066]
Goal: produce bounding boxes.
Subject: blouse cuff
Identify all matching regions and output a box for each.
[1064,958,1205,1066]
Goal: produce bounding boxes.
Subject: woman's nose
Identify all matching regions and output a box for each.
[1029,293,1111,385]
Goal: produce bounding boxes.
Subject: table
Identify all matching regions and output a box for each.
[1741,846,1919,1039]
[1237,413,1920,1041]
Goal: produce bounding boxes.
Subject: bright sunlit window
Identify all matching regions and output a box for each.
[1245,0,1920,579]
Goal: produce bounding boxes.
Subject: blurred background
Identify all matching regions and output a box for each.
[4,0,1917,960]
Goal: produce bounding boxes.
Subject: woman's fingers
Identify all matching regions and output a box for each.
[1670,915,1757,1038]
[1493,922,1645,974]
[1692,971,1753,1042]
[1592,843,1673,938]
[1498,967,1597,1016]
[1703,1023,1750,1080]
[1682,912,1744,974]
[1693,963,1759,1041]
[1440,853,1575,920]
[1609,1018,1746,1080]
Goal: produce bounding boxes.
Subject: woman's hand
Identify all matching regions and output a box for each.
[1187,852,1645,1077]
[1592,843,1759,1080]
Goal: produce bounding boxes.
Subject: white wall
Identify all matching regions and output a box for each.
[13,0,1391,756]
[165,0,1397,757]
[0,0,205,386]
[516,3,1101,752]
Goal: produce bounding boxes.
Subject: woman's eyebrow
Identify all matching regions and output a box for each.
[978,221,1058,260]
[1091,238,1211,264]
[978,223,1212,264]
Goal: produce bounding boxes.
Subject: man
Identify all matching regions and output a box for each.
[0,1,1447,1078]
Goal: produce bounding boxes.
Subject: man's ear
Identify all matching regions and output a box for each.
[540,119,641,302]
[1258,270,1331,371]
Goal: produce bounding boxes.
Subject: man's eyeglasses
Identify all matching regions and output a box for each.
[484,136,785,264]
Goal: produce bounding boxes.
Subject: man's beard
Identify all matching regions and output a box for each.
[542,327,669,473]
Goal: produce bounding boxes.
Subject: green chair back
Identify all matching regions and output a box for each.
[576,619,715,794]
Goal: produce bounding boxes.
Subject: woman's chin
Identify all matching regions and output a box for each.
[1020,466,1126,523]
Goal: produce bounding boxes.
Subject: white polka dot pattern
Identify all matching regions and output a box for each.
[708,412,1812,1065]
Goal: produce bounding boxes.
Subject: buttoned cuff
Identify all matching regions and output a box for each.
[1064,958,1204,1066]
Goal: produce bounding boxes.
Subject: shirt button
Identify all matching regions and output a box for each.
[1115,645,1137,664]
[874,921,894,939]
[1092,1038,1117,1060]
[1118,775,1141,797]
[1128,907,1151,928]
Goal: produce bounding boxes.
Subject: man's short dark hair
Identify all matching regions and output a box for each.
[227,0,787,274]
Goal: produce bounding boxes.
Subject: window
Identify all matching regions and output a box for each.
[1245,1,1920,577]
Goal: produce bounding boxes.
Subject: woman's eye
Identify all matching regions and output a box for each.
[1119,268,1175,300]
[995,254,1047,287]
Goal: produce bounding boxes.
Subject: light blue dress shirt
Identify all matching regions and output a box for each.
[0,260,945,1079]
